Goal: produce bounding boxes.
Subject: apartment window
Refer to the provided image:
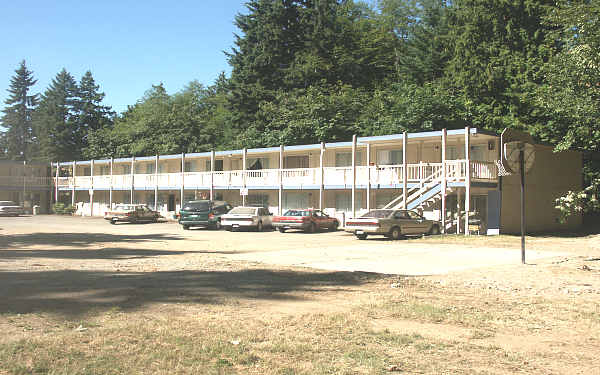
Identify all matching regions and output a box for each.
[285,155,309,169]
[248,194,269,207]
[470,145,485,161]
[377,150,403,165]
[283,192,309,210]
[146,163,155,174]
[375,192,396,208]
[206,159,224,171]
[447,146,465,160]
[122,165,131,175]
[248,157,270,170]
[83,167,91,176]
[185,161,196,172]
[335,192,363,212]
[335,152,363,167]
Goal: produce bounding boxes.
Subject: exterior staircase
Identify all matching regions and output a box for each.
[383,167,453,211]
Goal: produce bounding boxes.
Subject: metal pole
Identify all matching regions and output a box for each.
[242,148,247,206]
[520,149,525,264]
[279,145,284,215]
[402,132,407,209]
[154,154,159,211]
[366,143,371,211]
[319,142,325,210]
[210,150,215,200]
[109,157,113,209]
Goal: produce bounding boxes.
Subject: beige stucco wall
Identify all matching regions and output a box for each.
[500,145,582,233]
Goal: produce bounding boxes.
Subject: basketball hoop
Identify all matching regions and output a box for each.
[494,160,511,176]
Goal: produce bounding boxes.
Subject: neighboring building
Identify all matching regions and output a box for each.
[49,127,582,234]
[0,160,53,213]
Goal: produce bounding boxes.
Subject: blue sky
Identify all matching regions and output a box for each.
[1,1,248,114]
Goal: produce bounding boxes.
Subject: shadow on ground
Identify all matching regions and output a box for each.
[0,268,385,317]
[0,232,186,250]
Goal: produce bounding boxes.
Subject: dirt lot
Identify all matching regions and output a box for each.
[1,215,599,374]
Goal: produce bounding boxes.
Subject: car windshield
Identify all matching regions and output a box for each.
[283,210,309,217]
[229,207,257,215]
[183,201,210,211]
[361,210,393,218]
[0,201,17,206]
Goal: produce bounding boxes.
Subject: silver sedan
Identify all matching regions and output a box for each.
[345,209,441,240]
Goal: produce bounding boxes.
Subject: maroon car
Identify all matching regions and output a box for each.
[272,209,339,233]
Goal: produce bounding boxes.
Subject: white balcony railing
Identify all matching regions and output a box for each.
[0,176,53,188]
[52,160,497,190]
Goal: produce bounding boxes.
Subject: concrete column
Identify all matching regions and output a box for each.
[278,145,284,215]
[154,154,159,211]
[352,134,357,218]
[210,150,215,200]
[130,157,135,204]
[71,161,76,207]
[457,188,462,234]
[402,132,407,209]
[242,148,247,206]
[319,142,325,210]
[465,126,471,235]
[441,129,447,233]
[109,157,113,209]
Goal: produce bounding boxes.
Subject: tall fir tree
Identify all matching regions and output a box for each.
[0,60,38,160]
[33,69,79,161]
[74,71,114,151]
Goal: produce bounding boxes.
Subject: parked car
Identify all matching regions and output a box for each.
[178,200,232,230]
[104,204,161,224]
[345,209,441,240]
[272,209,339,233]
[221,206,273,231]
[0,201,24,216]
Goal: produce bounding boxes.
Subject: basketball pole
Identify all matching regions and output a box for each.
[520,149,525,264]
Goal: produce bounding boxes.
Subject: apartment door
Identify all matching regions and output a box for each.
[168,194,175,211]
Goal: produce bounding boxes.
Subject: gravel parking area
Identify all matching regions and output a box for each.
[0,215,566,276]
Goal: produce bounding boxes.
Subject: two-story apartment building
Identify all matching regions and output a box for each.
[50,127,582,234]
[0,160,53,213]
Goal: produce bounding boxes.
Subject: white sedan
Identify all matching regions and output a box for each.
[0,201,24,216]
[221,206,273,232]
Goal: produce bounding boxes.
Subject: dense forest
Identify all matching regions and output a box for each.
[1,0,599,215]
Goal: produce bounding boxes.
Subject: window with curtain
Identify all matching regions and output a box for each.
[376,150,403,165]
[247,157,270,170]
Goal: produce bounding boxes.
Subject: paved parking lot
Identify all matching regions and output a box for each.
[1,215,562,275]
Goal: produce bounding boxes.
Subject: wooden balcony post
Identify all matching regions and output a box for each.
[352,134,357,218]
[210,150,215,201]
[154,154,159,211]
[72,161,76,207]
[441,129,447,233]
[130,157,135,204]
[319,142,325,210]
[402,132,407,209]
[465,126,471,235]
[109,157,113,209]
[242,148,247,206]
[180,153,185,211]
[279,145,284,215]
[54,162,59,204]
[366,143,371,211]
[90,159,94,216]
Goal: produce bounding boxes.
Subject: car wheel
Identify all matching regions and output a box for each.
[307,223,317,233]
[278,227,286,233]
[389,226,402,240]
[257,221,263,232]
[329,221,339,232]
[183,225,190,230]
[110,219,117,225]
[225,226,232,231]
[429,225,441,235]
[356,233,367,240]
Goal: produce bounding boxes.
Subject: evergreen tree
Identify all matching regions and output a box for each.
[74,71,114,152]
[0,60,38,160]
[33,69,79,161]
